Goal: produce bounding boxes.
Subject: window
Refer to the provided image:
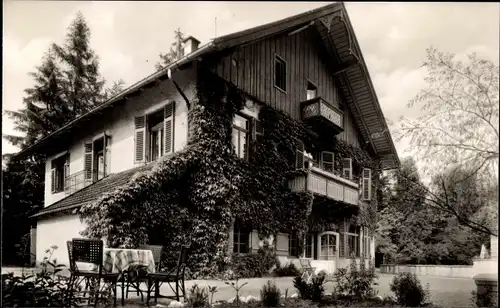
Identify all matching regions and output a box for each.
[347,225,361,257]
[289,231,299,257]
[362,228,372,258]
[134,103,174,164]
[275,55,286,92]
[51,154,69,194]
[232,114,250,160]
[307,81,317,100]
[319,233,337,260]
[304,234,314,259]
[148,109,165,162]
[233,222,250,254]
[84,135,110,183]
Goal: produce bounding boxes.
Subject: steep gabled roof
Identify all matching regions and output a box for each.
[14,2,399,169]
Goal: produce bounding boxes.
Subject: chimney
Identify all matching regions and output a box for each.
[183,36,201,55]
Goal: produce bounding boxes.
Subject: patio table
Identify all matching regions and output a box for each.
[101,248,156,306]
[103,248,156,274]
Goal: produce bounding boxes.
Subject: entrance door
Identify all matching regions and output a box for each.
[318,232,340,273]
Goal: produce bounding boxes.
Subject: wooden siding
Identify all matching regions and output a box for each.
[211,28,362,148]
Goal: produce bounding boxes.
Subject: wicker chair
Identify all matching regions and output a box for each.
[67,238,120,307]
[299,258,316,283]
[146,245,190,304]
[125,244,163,301]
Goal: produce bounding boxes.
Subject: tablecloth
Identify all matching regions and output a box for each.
[103,248,156,274]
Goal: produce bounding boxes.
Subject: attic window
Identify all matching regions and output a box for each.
[275,55,286,92]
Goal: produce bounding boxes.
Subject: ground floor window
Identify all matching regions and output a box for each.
[347,225,360,257]
[233,222,250,254]
[319,232,337,260]
[304,234,314,258]
[288,231,299,257]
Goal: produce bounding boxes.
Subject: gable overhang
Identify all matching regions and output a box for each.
[313,3,400,170]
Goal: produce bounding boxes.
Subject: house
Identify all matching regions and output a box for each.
[19,2,399,274]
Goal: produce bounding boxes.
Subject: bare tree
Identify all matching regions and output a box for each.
[398,47,499,184]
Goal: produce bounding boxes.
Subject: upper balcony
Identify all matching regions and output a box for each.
[289,166,359,206]
[64,170,105,196]
[301,97,344,135]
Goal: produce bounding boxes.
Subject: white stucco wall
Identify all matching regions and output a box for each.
[36,215,87,266]
[44,67,195,207]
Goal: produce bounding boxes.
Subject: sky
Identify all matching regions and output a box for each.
[3,1,500,163]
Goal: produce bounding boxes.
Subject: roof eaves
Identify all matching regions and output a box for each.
[14,41,216,159]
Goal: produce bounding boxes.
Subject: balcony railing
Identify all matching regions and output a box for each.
[64,170,105,196]
[289,166,359,205]
[301,97,344,135]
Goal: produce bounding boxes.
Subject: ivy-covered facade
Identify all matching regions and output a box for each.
[27,3,399,277]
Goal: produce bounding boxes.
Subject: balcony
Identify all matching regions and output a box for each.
[289,166,359,205]
[301,97,344,135]
[64,170,105,196]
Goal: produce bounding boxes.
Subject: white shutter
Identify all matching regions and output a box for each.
[342,158,352,180]
[295,140,304,169]
[63,155,70,192]
[51,168,56,193]
[84,143,93,180]
[362,168,372,201]
[104,135,111,176]
[320,151,335,173]
[134,116,146,163]
[164,102,175,155]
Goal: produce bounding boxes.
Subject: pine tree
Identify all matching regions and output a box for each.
[53,11,106,118]
[2,12,123,266]
[155,28,185,71]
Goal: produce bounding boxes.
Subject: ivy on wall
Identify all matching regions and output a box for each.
[79,62,379,278]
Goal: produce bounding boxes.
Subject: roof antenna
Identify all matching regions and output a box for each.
[214,16,217,38]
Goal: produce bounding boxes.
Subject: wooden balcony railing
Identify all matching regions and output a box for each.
[64,170,105,196]
[301,97,344,134]
[289,166,359,205]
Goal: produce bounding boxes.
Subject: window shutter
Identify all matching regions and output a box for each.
[295,140,304,169]
[342,158,352,180]
[84,143,93,180]
[105,135,111,176]
[164,102,175,155]
[362,168,372,201]
[255,119,264,139]
[320,151,335,173]
[51,168,56,193]
[134,116,146,163]
[64,155,70,192]
[339,220,345,257]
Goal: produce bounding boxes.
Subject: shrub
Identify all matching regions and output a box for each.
[186,284,209,307]
[230,243,278,278]
[390,272,430,307]
[260,280,281,307]
[333,256,378,299]
[293,275,325,302]
[273,261,301,277]
[1,246,84,307]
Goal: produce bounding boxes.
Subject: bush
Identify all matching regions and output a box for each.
[186,284,209,307]
[1,246,83,307]
[293,275,325,302]
[390,272,430,307]
[273,261,301,277]
[216,298,318,308]
[260,280,281,307]
[333,256,378,299]
[230,242,278,278]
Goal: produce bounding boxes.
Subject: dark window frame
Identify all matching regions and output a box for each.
[274,55,287,92]
[233,222,251,254]
[232,113,251,161]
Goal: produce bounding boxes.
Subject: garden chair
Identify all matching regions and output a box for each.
[125,244,163,301]
[299,258,316,283]
[146,244,190,305]
[67,238,120,307]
